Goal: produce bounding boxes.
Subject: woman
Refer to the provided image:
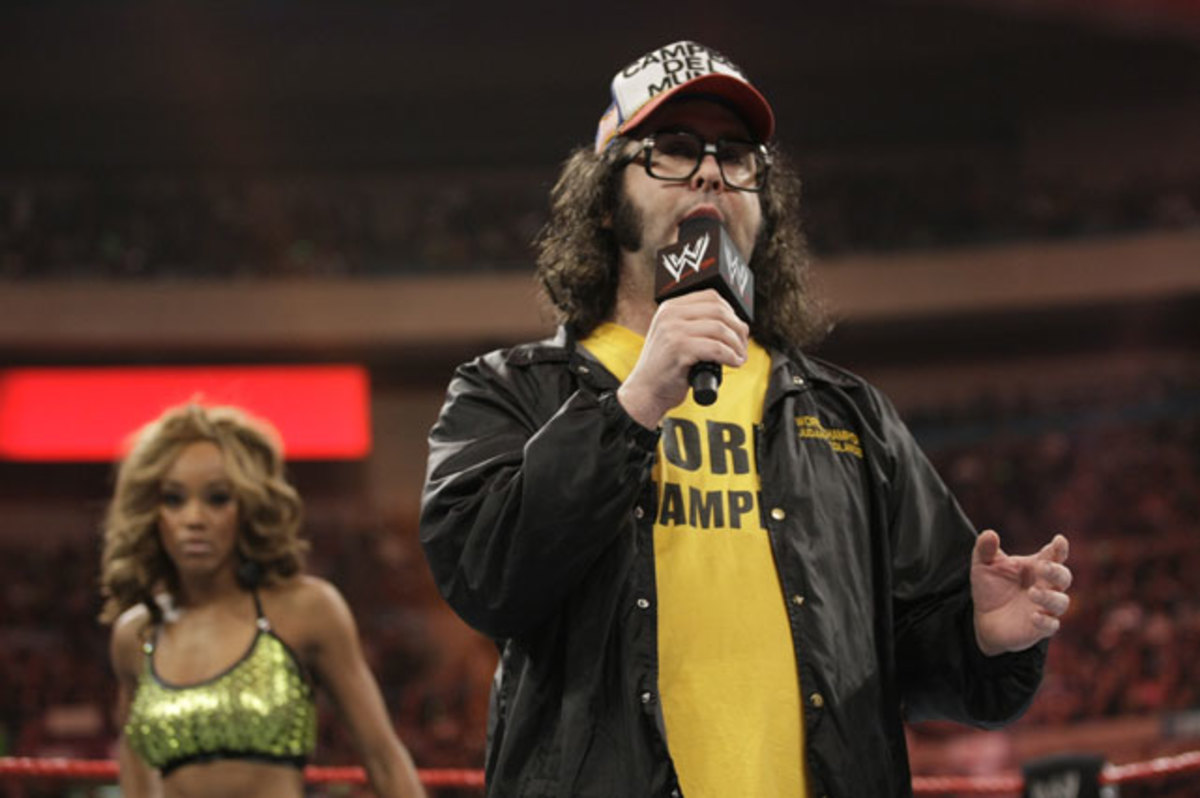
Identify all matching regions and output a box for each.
[100,403,426,798]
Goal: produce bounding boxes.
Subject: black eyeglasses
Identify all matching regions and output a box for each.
[621,130,772,192]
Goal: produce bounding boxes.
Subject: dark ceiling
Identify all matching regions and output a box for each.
[2,0,1199,171]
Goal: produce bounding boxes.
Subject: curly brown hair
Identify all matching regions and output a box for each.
[99,403,308,624]
[534,135,828,353]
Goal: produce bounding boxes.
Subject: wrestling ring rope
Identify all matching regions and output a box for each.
[1,750,1198,793]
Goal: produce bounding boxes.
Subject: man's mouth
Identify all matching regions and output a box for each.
[680,204,724,225]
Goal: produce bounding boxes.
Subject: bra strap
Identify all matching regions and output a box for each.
[252,589,271,631]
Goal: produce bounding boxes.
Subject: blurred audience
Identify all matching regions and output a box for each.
[2,163,1198,279]
[902,374,1200,797]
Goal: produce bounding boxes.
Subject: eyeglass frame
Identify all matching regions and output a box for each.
[617,131,773,193]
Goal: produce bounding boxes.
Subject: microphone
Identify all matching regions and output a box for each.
[654,217,755,406]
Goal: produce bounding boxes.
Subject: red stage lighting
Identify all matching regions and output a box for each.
[0,365,371,461]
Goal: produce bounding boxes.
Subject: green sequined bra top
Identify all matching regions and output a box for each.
[125,592,317,776]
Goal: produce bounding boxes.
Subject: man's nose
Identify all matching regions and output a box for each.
[690,149,725,191]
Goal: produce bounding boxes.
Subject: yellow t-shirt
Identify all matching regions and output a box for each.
[581,322,806,798]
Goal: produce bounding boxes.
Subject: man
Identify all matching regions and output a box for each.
[420,40,1072,798]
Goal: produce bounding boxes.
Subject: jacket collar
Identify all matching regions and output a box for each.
[507,325,860,400]
[503,326,572,366]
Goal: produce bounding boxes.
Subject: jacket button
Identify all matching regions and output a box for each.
[635,506,645,519]
[671,790,681,798]
[792,376,804,386]
[636,598,651,610]
[640,691,654,704]
[791,594,805,606]
[810,692,825,708]
[576,364,590,374]
[770,507,786,521]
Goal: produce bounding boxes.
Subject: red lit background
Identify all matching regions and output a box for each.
[0,365,371,461]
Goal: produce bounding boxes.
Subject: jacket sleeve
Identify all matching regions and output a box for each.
[419,352,658,641]
[867,386,1046,727]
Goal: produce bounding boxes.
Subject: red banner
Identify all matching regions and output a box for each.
[0,365,371,461]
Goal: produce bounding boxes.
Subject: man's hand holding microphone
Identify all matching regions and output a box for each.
[617,218,754,429]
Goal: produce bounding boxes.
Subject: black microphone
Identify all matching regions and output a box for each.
[654,217,755,406]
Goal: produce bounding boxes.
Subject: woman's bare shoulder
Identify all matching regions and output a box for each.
[265,574,346,610]
[261,575,355,644]
[110,603,154,674]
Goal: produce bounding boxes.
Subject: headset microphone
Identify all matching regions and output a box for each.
[654,217,755,406]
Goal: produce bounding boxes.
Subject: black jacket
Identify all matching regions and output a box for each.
[420,327,1045,798]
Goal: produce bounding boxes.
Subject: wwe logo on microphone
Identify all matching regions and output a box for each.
[721,235,752,302]
[660,232,711,283]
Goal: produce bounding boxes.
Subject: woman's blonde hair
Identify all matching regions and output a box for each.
[99,403,307,624]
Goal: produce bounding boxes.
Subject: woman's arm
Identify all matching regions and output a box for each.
[109,609,162,798]
[293,577,427,798]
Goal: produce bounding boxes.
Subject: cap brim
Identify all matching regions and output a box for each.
[618,73,775,144]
